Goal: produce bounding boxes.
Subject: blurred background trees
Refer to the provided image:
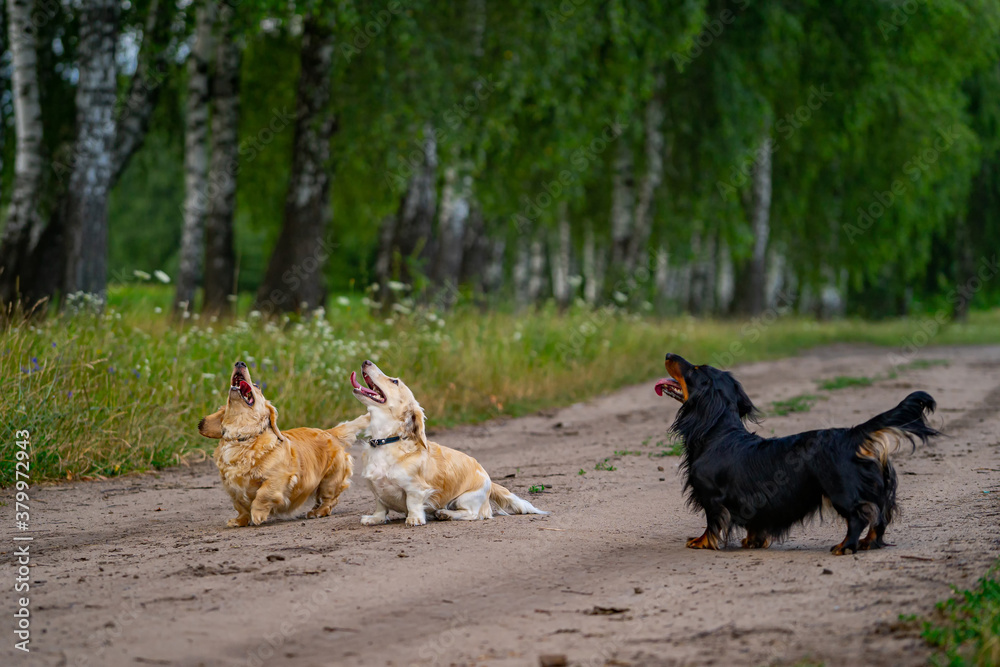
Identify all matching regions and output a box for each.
[1,0,999,318]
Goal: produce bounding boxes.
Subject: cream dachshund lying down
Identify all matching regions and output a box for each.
[199,361,369,527]
[350,360,547,526]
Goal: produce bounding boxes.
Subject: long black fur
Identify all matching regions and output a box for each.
[663,353,940,554]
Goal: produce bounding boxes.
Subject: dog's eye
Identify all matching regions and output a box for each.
[391,379,399,385]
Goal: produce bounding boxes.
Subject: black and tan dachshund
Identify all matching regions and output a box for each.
[655,353,939,554]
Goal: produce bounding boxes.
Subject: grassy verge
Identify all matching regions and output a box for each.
[3,286,1000,485]
[917,564,1000,666]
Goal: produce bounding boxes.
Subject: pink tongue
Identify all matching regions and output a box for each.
[239,380,252,395]
[654,378,672,396]
[350,371,360,389]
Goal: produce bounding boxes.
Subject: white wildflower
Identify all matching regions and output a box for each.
[154,270,171,284]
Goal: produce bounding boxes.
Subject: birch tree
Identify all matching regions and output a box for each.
[62,0,118,298]
[0,0,45,307]
[255,14,337,313]
[202,3,241,315]
[174,0,216,313]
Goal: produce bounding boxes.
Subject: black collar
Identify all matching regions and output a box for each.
[369,435,402,447]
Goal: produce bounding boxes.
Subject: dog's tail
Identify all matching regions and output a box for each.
[327,413,371,443]
[489,483,549,516]
[851,391,939,465]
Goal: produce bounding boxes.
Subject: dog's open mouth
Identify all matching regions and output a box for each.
[231,369,255,406]
[655,378,685,402]
[351,369,386,403]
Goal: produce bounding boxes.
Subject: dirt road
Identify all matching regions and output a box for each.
[5,345,1000,667]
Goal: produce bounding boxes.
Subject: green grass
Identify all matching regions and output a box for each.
[594,458,617,471]
[528,484,544,494]
[770,393,823,416]
[3,285,1000,485]
[917,564,1000,666]
[648,438,685,457]
[816,375,874,390]
[614,449,643,456]
[897,358,951,372]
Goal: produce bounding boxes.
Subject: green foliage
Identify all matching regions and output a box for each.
[816,375,874,391]
[897,359,950,372]
[528,484,544,494]
[4,0,994,317]
[770,393,822,416]
[919,565,1000,666]
[594,458,618,472]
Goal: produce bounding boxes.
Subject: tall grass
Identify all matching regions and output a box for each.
[3,286,1000,485]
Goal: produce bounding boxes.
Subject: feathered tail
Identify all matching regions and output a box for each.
[852,391,939,465]
[489,483,549,516]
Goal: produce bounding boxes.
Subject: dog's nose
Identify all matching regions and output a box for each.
[665,353,676,362]
[235,361,247,369]
[362,360,373,368]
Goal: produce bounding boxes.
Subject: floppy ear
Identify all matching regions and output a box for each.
[198,407,225,439]
[265,401,284,442]
[732,376,762,424]
[403,406,427,445]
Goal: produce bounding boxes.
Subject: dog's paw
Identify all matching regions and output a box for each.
[360,514,388,526]
[405,514,427,527]
[830,543,857,556]
[227,516,250,528]
[307,507,332,519]
[685,533,719,549]
[250,509,269,526]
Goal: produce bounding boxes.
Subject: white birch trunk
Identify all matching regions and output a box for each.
[173,0,215,313]
[0,0,46,305]
[527,238,546,303]
[745,130,773,315]
[609,142,634,272]
[514,239,530,306]
[583,222,598,304]
[202,3,241,314]
[550,202,571,307]
[434,160,471,290]
[627,79,665,272]
[63,0,119,299]
[716,239,735,313]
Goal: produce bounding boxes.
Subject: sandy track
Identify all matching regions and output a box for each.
[4,345,1000,667]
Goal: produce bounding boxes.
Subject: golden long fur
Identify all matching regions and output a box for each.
[351,360,547,526]
[199,362,369,527]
